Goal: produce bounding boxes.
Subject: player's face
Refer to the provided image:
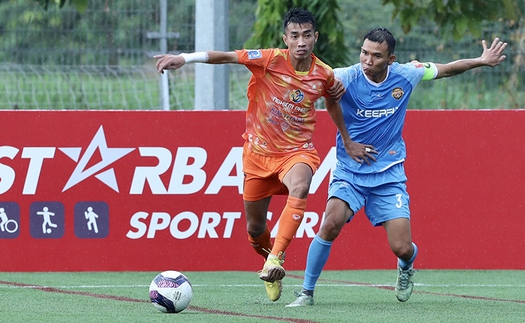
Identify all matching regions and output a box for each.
[283,22,318,62]
[360,39,396,83]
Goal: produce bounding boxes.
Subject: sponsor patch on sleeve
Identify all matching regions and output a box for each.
[247,50,262,60]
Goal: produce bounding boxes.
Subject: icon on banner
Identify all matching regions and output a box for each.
[75,201,109,238]
[37,206,58,234]
[0,203,20,238]
[84,206,99,234]
[0,207,18,234]
[30,202,65,239]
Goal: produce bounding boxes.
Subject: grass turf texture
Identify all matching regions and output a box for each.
[0,270,523,323]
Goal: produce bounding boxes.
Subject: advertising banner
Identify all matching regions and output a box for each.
[1,110,524,271]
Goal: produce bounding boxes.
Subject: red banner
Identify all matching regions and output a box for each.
[1,110,524,271]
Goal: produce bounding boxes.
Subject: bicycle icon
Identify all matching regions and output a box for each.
[0,207,19,234]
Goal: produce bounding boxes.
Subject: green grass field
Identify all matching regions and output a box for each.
[0,270,524,323]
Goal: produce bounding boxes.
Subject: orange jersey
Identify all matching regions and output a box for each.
[236,48,335,156]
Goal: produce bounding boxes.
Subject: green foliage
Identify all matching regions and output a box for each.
[244,0,350,67]
[380,0,523,100]
[2,0,520,110]
[35,0,88,13]
[382,0,523,40]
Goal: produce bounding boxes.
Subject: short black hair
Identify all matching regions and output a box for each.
[283,8,316,32]
[364,28,396,55]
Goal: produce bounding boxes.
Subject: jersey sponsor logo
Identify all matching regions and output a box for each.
[356,107,399,118]
[289,89,305,103]
[271,96,307,115]
[412,61,424,68]
[247,50,262,59]
[392,87,404,100]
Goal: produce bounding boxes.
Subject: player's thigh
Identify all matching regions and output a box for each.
[365,182,410,226]
[382,217,412,247]
[243,173,286,201]
[328,178,365,219]
[242,146,288,200]
[279,151,320,189]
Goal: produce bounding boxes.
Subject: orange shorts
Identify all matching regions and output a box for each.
[242,143,321,201]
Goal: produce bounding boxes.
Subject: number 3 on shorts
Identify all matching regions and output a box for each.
[395,193,403,208]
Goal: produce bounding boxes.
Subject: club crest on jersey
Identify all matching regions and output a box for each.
[247,50,262,59]
[289,89,305,103]
[392,87,404,100]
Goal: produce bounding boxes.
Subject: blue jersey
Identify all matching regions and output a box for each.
[334,61,434,174]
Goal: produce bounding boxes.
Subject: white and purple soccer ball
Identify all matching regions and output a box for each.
[149,270,193,313]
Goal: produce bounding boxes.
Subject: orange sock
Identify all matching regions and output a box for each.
[247,227,273,260]
[271,196,307,258]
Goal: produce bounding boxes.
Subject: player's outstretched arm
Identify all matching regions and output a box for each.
[434,38,507,79]
[154,51,239,74]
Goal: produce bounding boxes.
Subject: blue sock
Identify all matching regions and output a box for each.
[398,242,418,270]
[303,235,332,292]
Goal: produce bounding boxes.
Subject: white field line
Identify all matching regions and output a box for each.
[1,283,524,289]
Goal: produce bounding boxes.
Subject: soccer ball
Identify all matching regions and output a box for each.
[149,270,193,313]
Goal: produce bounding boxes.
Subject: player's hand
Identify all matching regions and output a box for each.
[344,141,377,165]
[480,38,507,67]
[327,78,346,102]
[154,54,185,74]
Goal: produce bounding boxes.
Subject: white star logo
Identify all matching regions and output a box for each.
[60,126,135,192]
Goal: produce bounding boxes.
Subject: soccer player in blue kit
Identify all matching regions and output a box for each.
[287,28,507,306]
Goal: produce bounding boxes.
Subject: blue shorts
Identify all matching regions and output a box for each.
[328,163,410,226]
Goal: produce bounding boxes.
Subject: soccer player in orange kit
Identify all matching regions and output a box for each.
[154,7,348,302]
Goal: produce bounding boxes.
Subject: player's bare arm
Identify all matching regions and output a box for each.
[324,97,377,165]
[434,38,507,79]
[154,51,238,74]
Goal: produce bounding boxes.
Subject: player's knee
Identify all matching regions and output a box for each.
[287,182,310,198]
[391,242,413,259]
[246,222,266,238]
[319,220,342,241]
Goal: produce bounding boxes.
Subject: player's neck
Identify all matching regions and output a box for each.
[367,67,389,84]
[290,56,312,72]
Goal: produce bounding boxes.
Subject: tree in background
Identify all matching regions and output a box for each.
[383,0,522,40]
[383,0,523,106]
[35,0,88,13]
[244,0,350,67]
[12,0,521,109]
